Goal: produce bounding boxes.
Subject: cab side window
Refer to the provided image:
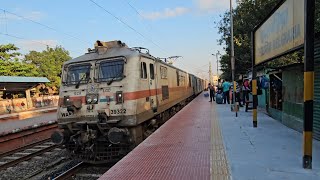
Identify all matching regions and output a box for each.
[150,64,154,80]
[140,62,147,79]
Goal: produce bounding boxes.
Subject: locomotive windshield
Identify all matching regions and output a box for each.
[98,60,124,82]
[66,64,91,85]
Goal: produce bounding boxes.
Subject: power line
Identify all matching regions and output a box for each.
[0,8,91,46]
[183,62,210,72]
[123,0,153,30]
[125,0,143,18]
[3,10,8,34]
[0,32,83,55]
[89,0,168,56]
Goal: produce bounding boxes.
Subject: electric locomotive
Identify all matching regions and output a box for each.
[51,40,205,163]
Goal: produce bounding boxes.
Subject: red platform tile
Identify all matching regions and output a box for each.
[99,94,230,180]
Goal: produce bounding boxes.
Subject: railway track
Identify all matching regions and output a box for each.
[0,140,60,171]
[0,121,58,155]
[0,122,61,172]
[46,161,112,180]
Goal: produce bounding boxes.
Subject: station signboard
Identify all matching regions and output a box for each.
[254,0,304,65]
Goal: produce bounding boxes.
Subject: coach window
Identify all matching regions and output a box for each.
[140,62,147,79]
[150,64,154,80]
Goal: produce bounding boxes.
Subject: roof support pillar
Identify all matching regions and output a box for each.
[25,89,32,109]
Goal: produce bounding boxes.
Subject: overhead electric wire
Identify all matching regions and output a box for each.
[183,63,210,72]
[0,32,83,55]
[2,33,51,47]
[0,8,91,46]
[89,0,168,56]
[3,10,8,34]
[123,0,153,30]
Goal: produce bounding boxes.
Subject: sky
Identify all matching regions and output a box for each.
[0,0,237,79]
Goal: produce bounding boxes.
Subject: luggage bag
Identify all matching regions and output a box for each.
[216,93,223,104]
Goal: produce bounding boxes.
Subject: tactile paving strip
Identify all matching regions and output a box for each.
[210,103,231,180]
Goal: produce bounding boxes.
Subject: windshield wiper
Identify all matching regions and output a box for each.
[107,71,123,85]
[75,70,90,89]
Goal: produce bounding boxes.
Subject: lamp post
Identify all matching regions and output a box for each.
[216,51,220,76]
[211,54,216,76]
[230,0,237,115]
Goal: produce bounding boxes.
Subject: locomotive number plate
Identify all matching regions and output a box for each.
[110,109,126,115]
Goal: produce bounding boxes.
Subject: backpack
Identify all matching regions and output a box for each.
[260,76,269,89]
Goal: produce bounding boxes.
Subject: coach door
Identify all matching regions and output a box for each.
[148,63,158,112]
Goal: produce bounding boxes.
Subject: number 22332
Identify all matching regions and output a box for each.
[110,109,126,114]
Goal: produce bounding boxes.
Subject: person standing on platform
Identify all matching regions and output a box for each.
[242,79,250,106]
[222,80,230,104]
[231,81,243,107]
[208,83,215,102]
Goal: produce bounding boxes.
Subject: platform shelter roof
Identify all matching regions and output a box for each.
[0,76,50,91]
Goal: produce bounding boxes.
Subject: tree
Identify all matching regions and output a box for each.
[0,44,20,61]
[0,44,39,76]
[25,46,71,87]
[216,0,317,78]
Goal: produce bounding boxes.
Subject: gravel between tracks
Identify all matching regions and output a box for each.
[0,148,68,180]
[73,165,112,180]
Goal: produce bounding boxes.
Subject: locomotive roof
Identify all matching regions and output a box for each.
[64,40,201,79]
[64,47,141,65]
[64,47,186,72]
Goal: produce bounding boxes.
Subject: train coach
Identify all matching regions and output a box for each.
[51,40,206,163]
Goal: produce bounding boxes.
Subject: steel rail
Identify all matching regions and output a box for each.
[53,161,86,180]
[0,144,60,171]
[0,123,58,155]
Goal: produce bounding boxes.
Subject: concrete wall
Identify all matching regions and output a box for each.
[258,89,268,109]
[268,107,282,122]
[281,66,304,132]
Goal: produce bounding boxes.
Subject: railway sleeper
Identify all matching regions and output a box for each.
[13,152,32,156]
[2,156,20,160]
[25,148,43,152]
[33,145,50,149]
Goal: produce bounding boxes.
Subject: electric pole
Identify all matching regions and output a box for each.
[230,0,237,116]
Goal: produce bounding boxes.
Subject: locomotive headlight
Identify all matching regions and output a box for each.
[86,94,98,104]
[87,98,92,104]
[92,97,98,103]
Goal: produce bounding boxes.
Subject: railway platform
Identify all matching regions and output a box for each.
[0,107,57,134]
[99,93,320,180]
